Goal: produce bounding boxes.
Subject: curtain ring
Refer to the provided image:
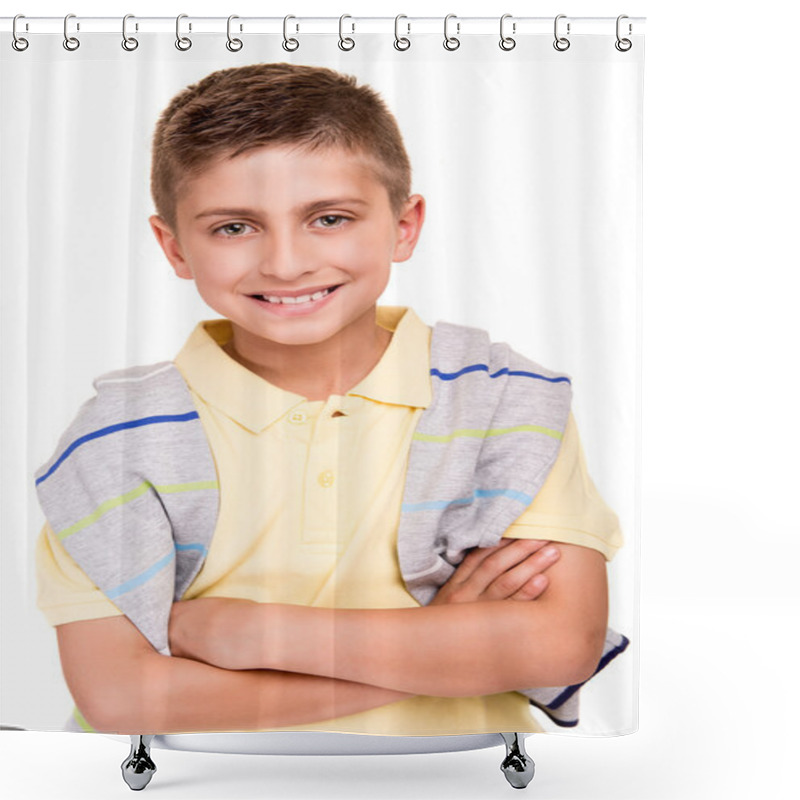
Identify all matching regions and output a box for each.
[615,15,632,52]
[12,15,29,51]
[394,14,411,51]
[122,14,139,51]
[553,14,570,51]
[338,15,355,51]
[443,14,460,51]
[226,15,243,51]
[175,14,192,51]
[282,15,299,51]
[63,13,80,51]
[499,14,516,51]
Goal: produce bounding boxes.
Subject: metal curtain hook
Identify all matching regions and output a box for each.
[553,14,570,51]
[499,13,516,51]
[175,14,192,50]
[63,13,80,51]
[338,14,355,51]
[122,14,139,51]
[394,14,410,51]
[12,14,29,51]
[282,15,299,51]
[443,14,460,51]
[226,15,243,51]
[615,14,632,51]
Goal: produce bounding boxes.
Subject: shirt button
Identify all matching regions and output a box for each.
[318,470,335,488]
[288,411,307,424]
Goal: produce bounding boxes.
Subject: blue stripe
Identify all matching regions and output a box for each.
[430,364,571,384]
[527,702,580,728]
[175,542,208,556]
[402,488,533,513]
[35,412,200,486]
[106,550,175,600]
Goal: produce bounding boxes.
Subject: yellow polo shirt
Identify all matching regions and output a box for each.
[36,306,622,735]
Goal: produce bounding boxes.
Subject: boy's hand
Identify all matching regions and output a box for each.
[429,539,560,606]
[169,597,262,670]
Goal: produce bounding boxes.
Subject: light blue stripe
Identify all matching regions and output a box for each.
[402,488,533,513]
[175,542,208,556]
[106,550,175,599]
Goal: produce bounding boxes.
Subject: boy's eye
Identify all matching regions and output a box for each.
[314,214,348,228]
[215,222,252,237]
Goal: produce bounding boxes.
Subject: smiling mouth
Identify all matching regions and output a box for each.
[249,285,342,305]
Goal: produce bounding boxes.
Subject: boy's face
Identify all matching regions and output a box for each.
[151,144,424,352]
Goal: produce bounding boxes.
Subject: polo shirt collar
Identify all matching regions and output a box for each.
[174,320,305,434]
[349,306,432,409]
[173,306,432,434]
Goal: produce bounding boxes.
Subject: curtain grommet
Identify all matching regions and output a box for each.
[338,15,355,51]
[282,15,299,52]
[553,14,570,52]
[175,14,192,51]
[615,15,632,51]
[63,14,80,51]
[226,15,243,52]
[12,15,29,51]
[443,14,460,51]
[499,14,516,51]
[121,14,139,51]
[394,15,411,51]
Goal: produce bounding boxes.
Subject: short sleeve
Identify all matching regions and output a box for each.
[35,522,123,627]
[503,413,624,560]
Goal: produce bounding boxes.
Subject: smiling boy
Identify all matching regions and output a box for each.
[150,141,421,399]
[34,64,624,736]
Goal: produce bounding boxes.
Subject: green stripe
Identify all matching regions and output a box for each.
[73,705,96,733]
[57,479,219,541]
[57,483,151,540]
[154,480,219,494]
[413,424,563,443]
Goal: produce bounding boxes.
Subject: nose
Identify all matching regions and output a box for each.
[258,226,312,282]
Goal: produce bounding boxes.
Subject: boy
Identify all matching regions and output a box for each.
[35,63,624,736]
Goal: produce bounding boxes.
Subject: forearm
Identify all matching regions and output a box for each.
[168,545,608,699]
[84,651,411,734]
[263,599,605,697]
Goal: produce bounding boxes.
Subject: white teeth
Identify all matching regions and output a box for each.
[261,287,333,305]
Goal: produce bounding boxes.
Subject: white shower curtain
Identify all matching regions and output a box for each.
[1,16,642,739]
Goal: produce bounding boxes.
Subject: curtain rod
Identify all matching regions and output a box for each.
[2,16,646,37]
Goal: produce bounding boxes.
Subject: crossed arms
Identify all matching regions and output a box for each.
[56,539,607,734]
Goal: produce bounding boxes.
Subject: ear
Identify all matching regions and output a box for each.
[149,215,193,280]
[392,194,426,263]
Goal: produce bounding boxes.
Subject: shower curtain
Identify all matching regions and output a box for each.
[1,15,643,742]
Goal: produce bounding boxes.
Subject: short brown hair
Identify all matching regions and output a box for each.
[151,63,412,229]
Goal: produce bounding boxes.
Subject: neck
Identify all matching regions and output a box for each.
[223,310,392,401]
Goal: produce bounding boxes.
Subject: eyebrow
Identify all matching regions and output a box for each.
[194,198,370,221]
[194,208,258,220]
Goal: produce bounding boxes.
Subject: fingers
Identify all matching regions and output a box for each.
[478,542,561,601]
[512,573,549,601]
[430,539,560,605]
[458,539,550,585]
[468,539,553,595]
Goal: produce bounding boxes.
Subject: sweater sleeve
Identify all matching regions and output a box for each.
[503,413,623,560]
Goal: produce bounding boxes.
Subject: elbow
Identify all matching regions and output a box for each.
[515,623,607,689]
[78,688,147,734]
[558,624,608,687]
[75,655,165,733]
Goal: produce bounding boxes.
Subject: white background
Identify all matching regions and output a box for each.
[1,1,799,799]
